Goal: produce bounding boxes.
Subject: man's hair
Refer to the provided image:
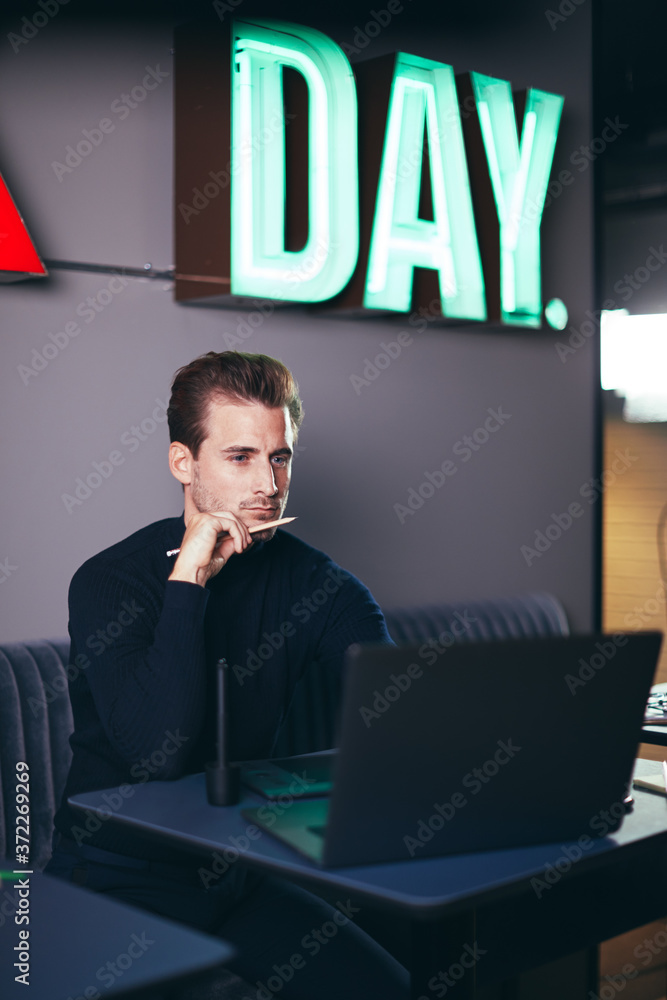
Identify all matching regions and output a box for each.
[167,351,304,459]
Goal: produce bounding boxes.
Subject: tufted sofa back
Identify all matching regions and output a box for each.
[0,640,73,869]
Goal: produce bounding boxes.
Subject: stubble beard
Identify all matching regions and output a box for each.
[190,465,287,543]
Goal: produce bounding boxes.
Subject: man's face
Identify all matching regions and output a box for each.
[187,396,294,542]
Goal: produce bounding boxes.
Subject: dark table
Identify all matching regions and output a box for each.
[0,867,233,1000]
[69,756,667,999]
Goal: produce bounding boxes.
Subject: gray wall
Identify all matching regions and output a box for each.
[0,4,596,641]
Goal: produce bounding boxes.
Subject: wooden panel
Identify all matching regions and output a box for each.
[603,417,667,684]
[602,417,667,999]
[601,921,667,975]
[174,17,232,302]
[638,743,667,763]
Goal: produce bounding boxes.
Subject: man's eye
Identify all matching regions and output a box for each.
[272,456,289,466]
[231,454,248,462]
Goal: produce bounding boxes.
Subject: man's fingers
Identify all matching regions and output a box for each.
[208,512,252,549]
[217,521,247,554]
[215,533,239,560]
[174,511,252,583]
[214,537,235,563]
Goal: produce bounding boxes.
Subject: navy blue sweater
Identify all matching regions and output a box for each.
[53,515,392,863]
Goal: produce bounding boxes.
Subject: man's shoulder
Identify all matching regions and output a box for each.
[271,531,389,642]
[71,516,183,591]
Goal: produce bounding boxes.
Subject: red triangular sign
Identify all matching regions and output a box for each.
[0,171,46,277]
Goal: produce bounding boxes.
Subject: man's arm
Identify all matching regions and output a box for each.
[68,509,255,775]
[290,561,393,749]
[308,561,395,678]
[68,561,210,775]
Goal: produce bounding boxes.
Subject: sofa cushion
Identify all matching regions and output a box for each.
[383,591,569,645]
[0,640,72,869]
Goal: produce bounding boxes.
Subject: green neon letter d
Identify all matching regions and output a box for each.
[231,18,359,302]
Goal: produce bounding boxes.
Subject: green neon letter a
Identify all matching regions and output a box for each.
[471,73,563,327]
[231,19,358,302]
[364,53,486,319]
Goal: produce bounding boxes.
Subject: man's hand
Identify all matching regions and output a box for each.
[168,511,253,587]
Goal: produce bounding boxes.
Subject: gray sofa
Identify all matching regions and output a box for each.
[0,637,72,870]
[0,591,569,871]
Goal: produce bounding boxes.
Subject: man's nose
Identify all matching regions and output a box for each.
[255,460,278,495]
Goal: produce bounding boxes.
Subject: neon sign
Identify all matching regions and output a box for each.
[469,73,563,327]
[231,20,358,302]
[176,18,565,328]
[363,53,486,320]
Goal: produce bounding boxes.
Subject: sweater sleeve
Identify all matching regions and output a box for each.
[308,562,395,680]
[68,557,210,775]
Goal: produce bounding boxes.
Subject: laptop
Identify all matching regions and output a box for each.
[241,632,662,867]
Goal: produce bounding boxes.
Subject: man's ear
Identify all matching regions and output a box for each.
[169,441,194,486]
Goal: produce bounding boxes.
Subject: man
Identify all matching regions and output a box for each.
[45,351,408,998]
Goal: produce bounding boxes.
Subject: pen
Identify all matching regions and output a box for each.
[166,515,297,557]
